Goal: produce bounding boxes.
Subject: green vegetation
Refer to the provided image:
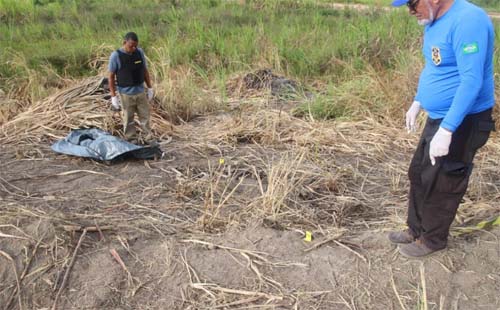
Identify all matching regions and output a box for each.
[334,0,499,10]
[1,0,499,120]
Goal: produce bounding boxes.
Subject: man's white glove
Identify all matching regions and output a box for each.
[147,88,154,101]
[111,96,121,110]
[429,127,452,165]
[406,100,421,133]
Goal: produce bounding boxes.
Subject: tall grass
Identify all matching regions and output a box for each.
[331,0,499,10]
[1,0,498,120]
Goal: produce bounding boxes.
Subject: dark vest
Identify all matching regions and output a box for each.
[116,49,145,87]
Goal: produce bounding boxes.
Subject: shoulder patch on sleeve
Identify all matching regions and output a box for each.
[462,42,478,55]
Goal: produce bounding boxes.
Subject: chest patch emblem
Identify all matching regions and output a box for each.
[431,46,441,66]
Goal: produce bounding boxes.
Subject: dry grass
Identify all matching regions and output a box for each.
[1,69,499,309]
[2,69,498,230]
[0,77,175,144]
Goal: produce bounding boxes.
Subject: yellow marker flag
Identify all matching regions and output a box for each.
[219,158,225,165]
[304,231,312,242]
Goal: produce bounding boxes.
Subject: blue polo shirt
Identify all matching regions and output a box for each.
[108,47,148,95]
[414,0,495,132]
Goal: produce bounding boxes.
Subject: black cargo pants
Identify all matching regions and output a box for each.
[407,108,495,250]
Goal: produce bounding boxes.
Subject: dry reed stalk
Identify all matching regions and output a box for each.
[190,283,283,301]
[0,77,175,145]
[183,106,499,231]
[419,263,428,310]
[303,231,345,252]
[198,159,246,230]
[62,225,113,233]
[51,228,87,310]
[209,296,262,309]
[439,295,446,310]
[182,245,286,307]
[181,239,269,262]
[0,250,23,310]
[4,234,44,310]
[109,249,130,274]
[0,232,29,240]
[258,152,306,216]
[332,240,368,263]
[182,238,305,299]
[390,267,408,310]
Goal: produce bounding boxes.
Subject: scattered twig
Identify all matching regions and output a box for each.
[62,225,113,233]
[94,220,105,241]
[303,232,344,252]
[109,248,142,296]
[419,263,428,310]
[191,283,283,301]
[211,296,262,309]
[182,239,269,262]
[0,232,30,240]
[5,235,44,310]
[51,228,87,310]
[390,267,407,310]
[55,170,112,178]
[332,240,367,263]
[0,250,23,310]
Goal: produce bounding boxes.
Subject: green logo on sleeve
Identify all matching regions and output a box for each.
[462,42,478,54]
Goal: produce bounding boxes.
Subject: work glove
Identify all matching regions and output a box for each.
[147,88,154,101]
[429,127,452,165]
[406,100,421,133]
[111,96,121,110]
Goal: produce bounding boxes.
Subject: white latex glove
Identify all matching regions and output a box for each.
[111,96,121,110]
[406,100,421,133]
[429,127,452,165]
[147,88,154,101]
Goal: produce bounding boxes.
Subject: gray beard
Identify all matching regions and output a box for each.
[418,19,432,26]
[418,0,435,26]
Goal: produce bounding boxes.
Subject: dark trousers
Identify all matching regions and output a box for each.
[407,108,495,250]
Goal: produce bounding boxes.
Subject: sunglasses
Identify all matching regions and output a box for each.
[407,0,420,11]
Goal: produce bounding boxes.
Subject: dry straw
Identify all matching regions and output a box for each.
[0,77,175,145]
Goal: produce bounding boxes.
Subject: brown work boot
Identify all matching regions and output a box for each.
[388,229,415,244]
[399,239,443,258]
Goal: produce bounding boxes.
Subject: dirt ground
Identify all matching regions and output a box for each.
[1,105,500,309]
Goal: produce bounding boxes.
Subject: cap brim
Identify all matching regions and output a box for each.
[392,0,409,6]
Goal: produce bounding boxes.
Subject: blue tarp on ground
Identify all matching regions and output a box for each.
[51,128,161,161]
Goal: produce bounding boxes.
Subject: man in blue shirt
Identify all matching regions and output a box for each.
[389,0,496,257]
[109,32,155,144]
